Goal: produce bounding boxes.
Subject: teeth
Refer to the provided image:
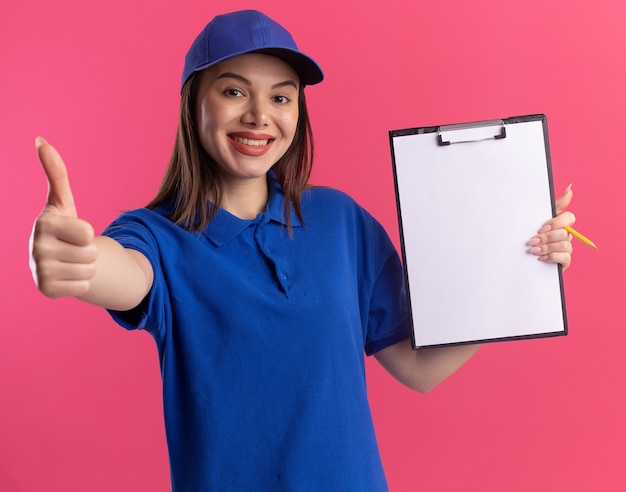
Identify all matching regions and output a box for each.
[232,136,270,147]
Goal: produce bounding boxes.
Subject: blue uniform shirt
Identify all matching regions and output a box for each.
[103,173,412,491]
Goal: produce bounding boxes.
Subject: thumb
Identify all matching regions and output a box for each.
[555,183,573,215]
[36,137,78,217]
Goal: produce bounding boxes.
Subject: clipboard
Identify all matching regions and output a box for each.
[389,114,567,348]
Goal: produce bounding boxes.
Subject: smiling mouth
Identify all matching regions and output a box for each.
[230,135,273,147]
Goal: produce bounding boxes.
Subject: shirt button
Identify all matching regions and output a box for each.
[280,273,288,280]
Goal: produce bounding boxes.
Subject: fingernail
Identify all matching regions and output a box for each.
[527,237,540,246]
[35,136,47,148]
[539,224,551,234]
[566,183,573,191]
[529,246,542,254]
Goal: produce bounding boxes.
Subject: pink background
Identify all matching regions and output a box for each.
[2,0,624,490]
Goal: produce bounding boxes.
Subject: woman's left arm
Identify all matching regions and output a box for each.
[375,186,576,392]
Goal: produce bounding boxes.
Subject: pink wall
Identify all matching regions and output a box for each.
[2,0,624,490]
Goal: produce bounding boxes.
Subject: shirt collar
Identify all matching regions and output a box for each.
[202,172,302,247]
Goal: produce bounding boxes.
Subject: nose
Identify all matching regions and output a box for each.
[241,98,270,127]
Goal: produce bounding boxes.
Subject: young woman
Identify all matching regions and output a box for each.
[30,10,575,491]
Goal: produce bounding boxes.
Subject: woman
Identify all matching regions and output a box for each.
[30,10,575,491]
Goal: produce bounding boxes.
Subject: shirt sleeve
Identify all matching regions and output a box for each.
[361,213,413,355]
[101,210,168,344]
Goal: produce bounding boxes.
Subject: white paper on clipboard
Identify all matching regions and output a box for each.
[389,114,567,348]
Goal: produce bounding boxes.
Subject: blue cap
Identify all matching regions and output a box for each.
[181,10,324,93]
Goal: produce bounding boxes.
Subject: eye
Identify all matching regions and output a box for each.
[273,95,291,104]
[224,88,244,97]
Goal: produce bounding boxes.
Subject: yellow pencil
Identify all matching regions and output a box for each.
[564,226,598,250]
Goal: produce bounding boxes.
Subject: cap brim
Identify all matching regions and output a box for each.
[252,48,324,86]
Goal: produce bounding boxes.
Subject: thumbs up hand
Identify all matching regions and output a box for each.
[30,138,98,298]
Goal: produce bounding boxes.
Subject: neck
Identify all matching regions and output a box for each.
[219,176,269,220]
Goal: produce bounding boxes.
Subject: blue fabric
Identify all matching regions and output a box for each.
[103,174,412,491]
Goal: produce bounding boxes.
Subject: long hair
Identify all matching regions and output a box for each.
[146,71,315,232]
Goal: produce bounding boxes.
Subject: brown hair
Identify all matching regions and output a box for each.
[146,71,314,232]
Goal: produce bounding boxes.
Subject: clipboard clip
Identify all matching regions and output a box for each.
[437,119,507,146]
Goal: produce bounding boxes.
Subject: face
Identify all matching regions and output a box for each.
[195,53,300,188]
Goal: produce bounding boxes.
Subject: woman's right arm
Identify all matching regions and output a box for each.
[29,138,153,311]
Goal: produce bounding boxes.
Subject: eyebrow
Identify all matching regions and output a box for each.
[216,72,299,90]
